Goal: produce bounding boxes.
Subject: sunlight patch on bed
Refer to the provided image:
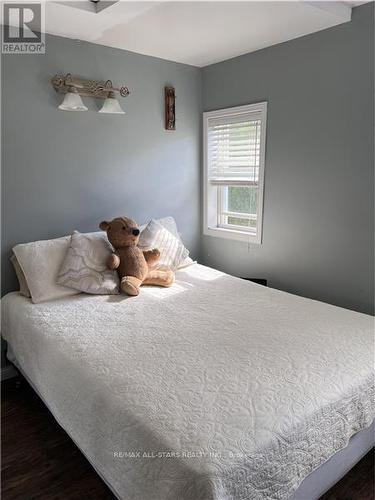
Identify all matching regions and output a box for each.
[178,264,225,281]
[142,282,191,299]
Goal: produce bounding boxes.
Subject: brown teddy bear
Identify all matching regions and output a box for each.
[99,216,174,296]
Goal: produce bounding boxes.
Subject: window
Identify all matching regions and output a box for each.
[203,102,267,243]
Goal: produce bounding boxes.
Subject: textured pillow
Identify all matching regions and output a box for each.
[139,219,189,271]
[157,217,194,268]
[139,216,194,269]
[13,236,78,304]
[177,256,195,269]
[57,231,119,295]
[140,216,179,238]
[10,254,31,298]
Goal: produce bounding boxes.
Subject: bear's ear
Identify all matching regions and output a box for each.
[99,220,110,231]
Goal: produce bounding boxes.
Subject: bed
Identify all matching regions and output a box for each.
[2,263,374,500]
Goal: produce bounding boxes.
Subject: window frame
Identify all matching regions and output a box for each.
[203,102,267,244]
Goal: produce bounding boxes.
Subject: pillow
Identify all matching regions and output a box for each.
[57,231,119,295]
[140,216,179,238]
[139,219,189,271]
[140,216,194,269]
[154,216,179,239]
[177,256,195,269]
[10,254,31,298]
[157,217,194,268]
[13,236,79,304]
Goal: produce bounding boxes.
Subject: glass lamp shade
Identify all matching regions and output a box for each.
[58,90,88,111]
[99,94,125,114]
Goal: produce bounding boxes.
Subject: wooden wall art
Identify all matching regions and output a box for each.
[165,86,176,130]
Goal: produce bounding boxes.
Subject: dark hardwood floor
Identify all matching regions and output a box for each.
[1,376,374,500]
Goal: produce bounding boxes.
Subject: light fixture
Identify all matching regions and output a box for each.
[58,86,88,111]
[98,91,125,114]
[51,73,130,113]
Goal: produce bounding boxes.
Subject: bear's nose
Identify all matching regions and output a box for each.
[132,229,140,236]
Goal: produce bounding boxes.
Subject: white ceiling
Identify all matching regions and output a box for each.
[33,1,373,66]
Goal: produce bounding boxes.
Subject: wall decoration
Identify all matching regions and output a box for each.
[165,86,176,130]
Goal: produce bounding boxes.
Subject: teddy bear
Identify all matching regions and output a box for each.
[99,216,174,296]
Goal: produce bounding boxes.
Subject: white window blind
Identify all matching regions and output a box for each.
[203,102,267,244]
[207,112,262,186]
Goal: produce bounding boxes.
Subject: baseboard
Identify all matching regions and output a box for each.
[1,365,18,381]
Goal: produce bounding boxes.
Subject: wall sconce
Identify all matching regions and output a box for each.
[51,73,130,113]
[58,87,88,112]
[98,91,125,114]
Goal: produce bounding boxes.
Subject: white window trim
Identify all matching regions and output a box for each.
[203,102,267,244]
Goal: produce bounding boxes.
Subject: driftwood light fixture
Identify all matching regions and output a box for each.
[165,86,176,130]
[51,73,130,99]
[51,73,130,113]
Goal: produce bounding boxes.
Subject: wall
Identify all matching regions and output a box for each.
[1,33,201,295]
[201,3,374,315]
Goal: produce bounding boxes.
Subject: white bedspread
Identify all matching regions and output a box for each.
[2,264,374,500]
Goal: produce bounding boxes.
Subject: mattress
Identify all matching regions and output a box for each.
[2,263,374,500]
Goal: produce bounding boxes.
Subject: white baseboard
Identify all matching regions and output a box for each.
[1,365,18,381]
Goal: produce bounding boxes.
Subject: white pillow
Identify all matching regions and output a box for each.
[57,231,119,295]
[10,254,31,298]
[139,219,189,271]
[140,216,179,237]
[13,236,79,304]
[140,216,194,269]
[177,256,195,269]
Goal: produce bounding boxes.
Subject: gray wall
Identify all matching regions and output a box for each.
[201,3,374,315]
[1,33,201,295]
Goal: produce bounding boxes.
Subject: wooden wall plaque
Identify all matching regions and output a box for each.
[165,86,176,130]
